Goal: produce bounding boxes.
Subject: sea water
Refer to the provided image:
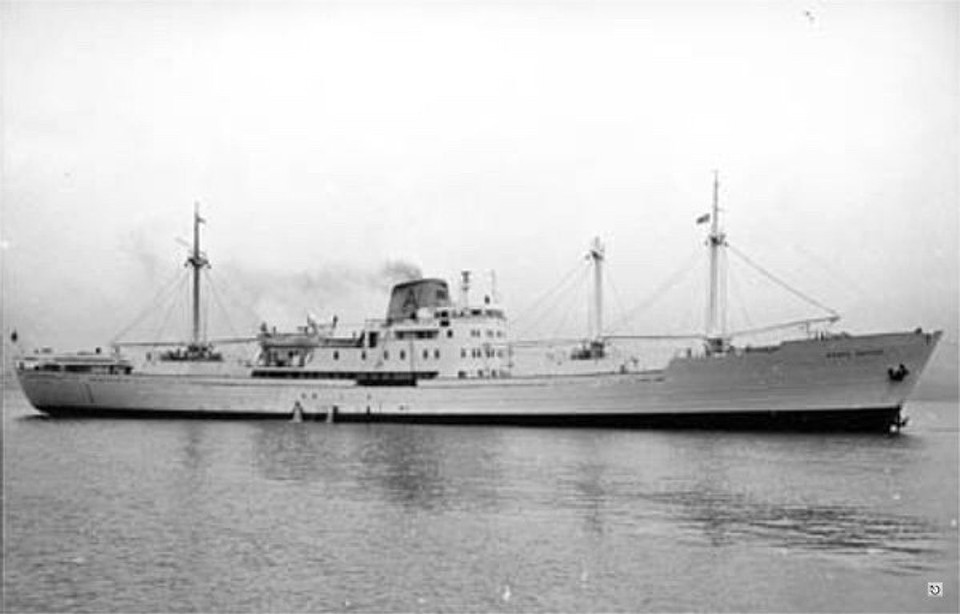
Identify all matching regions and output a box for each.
[2,385,957,612]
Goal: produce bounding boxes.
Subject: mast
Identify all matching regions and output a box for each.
[588,237,604,341]
[460,270,471,307]
[186,202,210,347]
[706,171,727,353]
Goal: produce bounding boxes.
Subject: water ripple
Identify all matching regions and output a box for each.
[640,488,945,572]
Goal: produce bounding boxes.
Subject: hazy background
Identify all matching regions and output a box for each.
[2,1,957,388]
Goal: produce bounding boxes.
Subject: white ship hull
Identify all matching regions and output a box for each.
[16,330,941,432]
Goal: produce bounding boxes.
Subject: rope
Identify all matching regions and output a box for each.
[513,259,589,337]
[607,248,703,333]
[202,276,210,342]
[203,269,241,340]
[206,267,266,328]
[547,265,590,340]
[151,273,190,343]
[789,242,868,300]
[110,266,188,343]
[605,269,630,332]
[727,244,838,317]
[726,260,753,332]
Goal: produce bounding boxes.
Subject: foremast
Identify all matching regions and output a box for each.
[161,202,221,362]
[700,173,843,354]
[588,237,605,345]
[187,202,210,349]
[705,171,728,355]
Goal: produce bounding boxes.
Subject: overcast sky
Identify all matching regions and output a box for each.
[2,1,957,353]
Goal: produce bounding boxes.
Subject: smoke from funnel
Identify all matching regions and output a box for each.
[377,260,423,288]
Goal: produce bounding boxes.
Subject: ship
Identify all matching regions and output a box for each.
[13,177,942,432]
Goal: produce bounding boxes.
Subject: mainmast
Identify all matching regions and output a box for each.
[706,171,727,354]
[186,202,210,347]
[570,236,606,360]
[588,237,605,342]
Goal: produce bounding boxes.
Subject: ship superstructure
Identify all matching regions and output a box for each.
[254,276,510,383]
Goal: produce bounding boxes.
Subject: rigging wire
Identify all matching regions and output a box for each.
[513,259,590,339]
[513,259,586,329]
[110,266,189,344]
[547,264,590,341]
[604,268,630,333]
[203,269,242,340]
[726,258,753,333]
[202,276,210,342]
[151,273,190,344]
[204,266,267,329]
[727,244,838,317]
[789,241,869,301]
[606,248,703,334]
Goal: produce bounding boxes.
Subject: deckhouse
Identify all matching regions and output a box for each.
[254,277,511,383]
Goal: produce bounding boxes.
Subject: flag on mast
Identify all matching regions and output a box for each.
[696,213,711,225]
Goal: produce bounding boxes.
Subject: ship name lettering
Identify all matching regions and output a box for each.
[855,349,884,357]
[826,351,851,359]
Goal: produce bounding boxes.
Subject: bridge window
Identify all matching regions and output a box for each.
[399,350,406,360]
[422,349,429,360]
[384,350,390,360]
[434,349,440,359]
[361,351,367,360]
[333,351,339,360]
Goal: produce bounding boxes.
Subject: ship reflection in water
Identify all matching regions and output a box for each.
[247,414,955,581]
[4,392,957,613]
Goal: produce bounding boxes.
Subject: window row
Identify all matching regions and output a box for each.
[468,329,505,338]
[332,349,442,361]
[459,348,506,359]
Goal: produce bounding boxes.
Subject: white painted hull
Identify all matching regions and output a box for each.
[16,331,942,431]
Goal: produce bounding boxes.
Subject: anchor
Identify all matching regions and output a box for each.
[887,363,909,382]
